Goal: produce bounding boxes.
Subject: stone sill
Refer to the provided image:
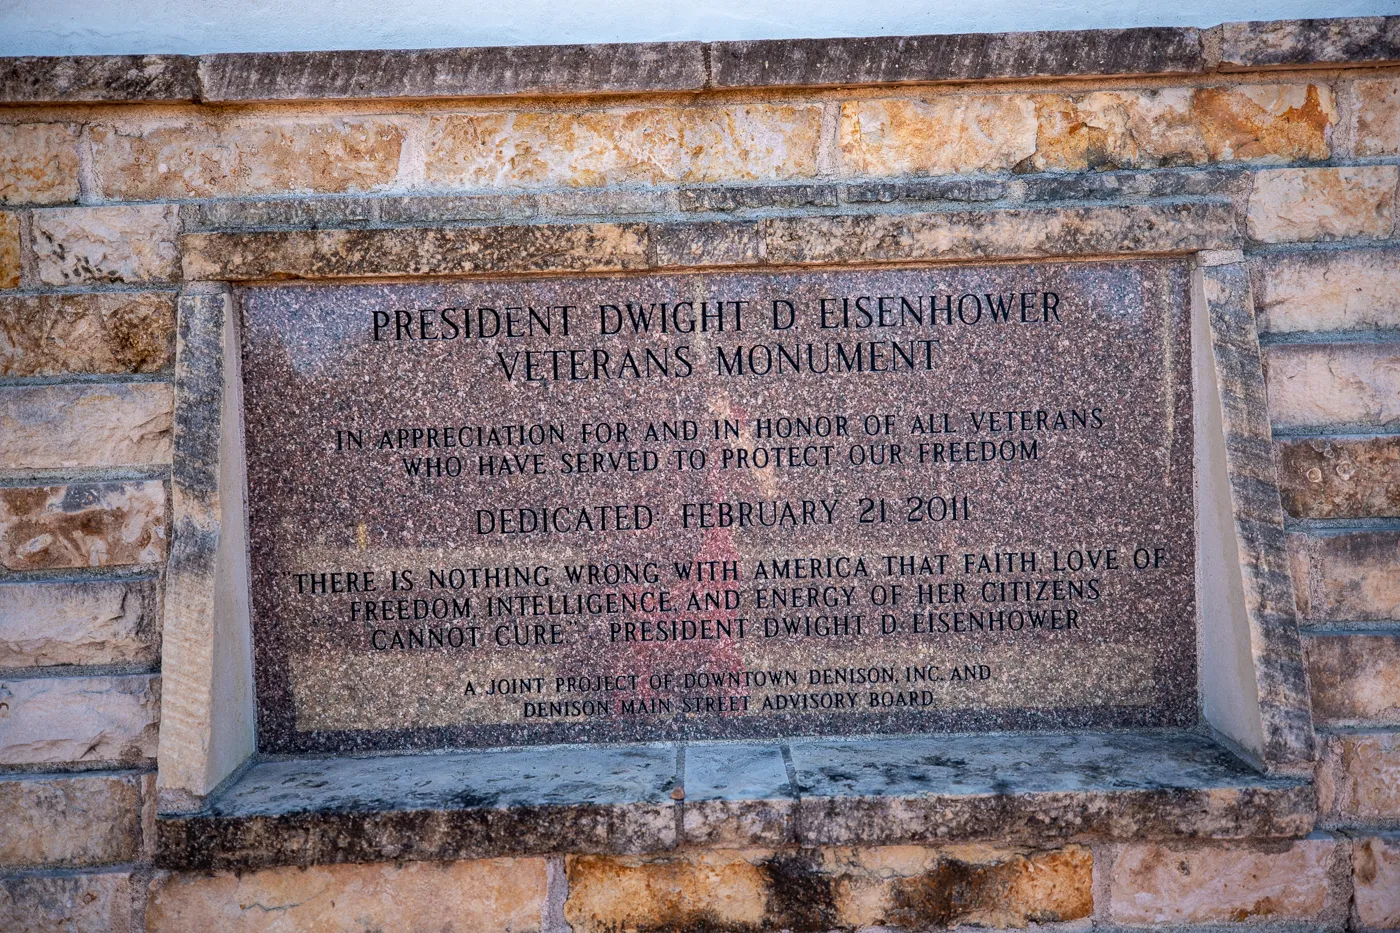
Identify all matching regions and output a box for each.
[1,16,1396,106]
[156,729,1314,871]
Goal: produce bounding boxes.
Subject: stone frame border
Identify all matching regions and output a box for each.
[0,15,1396,106]
[155,193,1316,838]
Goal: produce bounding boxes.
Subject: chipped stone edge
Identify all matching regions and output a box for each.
[1198,259,1317,767]
[0,16,1396,105]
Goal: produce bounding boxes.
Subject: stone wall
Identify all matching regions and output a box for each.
[1,16,1398,932]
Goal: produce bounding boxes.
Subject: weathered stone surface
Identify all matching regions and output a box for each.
[1248,166,1398,243]
[535,188,674,216]
[424,105,822,188]
[0,54,196,103]
[0,211,19,290]
[90,119,406,200]
[147,858,546,932]
[1292,531,1400,621]
[0,481,167,571]
[711,26,1205,87]
[0,674,159,765]
[181,196,377,231]
[1251,247,1400,333]
[1221,16,1400,68]
[1276,436,1400,520]
[377,193,532,224]
[565,845,1093,932]
[1306,633,1400,725]
[1356,78,1400,157]
[0,292,177,376]
[681,744,794,849]
[1318,731,1400,825]
[0,579,160,669]
[182,222,647,280]
[679,184,838,212]
[843,177,1006,204]
[650,220,762,266]
[0,870,133,933]
[1354,836,1400,928]
[199,43,706,101]
[1110,838,1336,923]
[0,772,145,867]
[1264,343,1400,431]
[1018,165,1245,202]
[0,383,173,470]
[838,96,1037,177]
[764,200,1236,264]
[0,123,80,206]
[33,205,181,285]
[1028,84,1334,171]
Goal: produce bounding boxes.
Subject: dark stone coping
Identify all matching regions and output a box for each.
[0,16,1394,105]
[156,730,1314,870]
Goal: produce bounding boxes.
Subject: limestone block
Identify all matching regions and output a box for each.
[0,292,177,376]
[33,205,180,285]
[1029,84,1334,172]
[146,858,547,933]
[1354,837,1400,929]
[90,118,406,199]
[0,123,80,205]
[1110,838,1336,923]
[0,579,160,669]
[1306,633,1400,725]
[1293,531,1400,621]
[0,674,159,765]
[1252,248,1400,333]
[1356,78,1400,156]
[565,845,1092,931]
[0,481,167,571]
[1276,436,1400,520]
[0,211,18,290]
[0,383,173,470]
[0,772,144,867]
[837,96,1037,177]
[424,104,822,188]
[1264,343,1400,431]
[0,871,133,933]
[1248,166,1398,243]
[1318,732,1400,823]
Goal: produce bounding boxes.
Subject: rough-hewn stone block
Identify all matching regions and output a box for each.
[837,96,1037,177]
[1222,16,1400,69]
[1292,531,1400,621]
[0,123,80,206]
[1110,838,1336,923]
[1028,84,1334,172]
[90,119,406,200]
[0,212,19,290]
[33,205,180,285]
[0,53,196,103]
[0,481,167,571]
[1306,633,1400,725]
[424,105,822,188]
[0,772,145,867]
[650,221,762,267]
[1248,166,1398,243]
[1252,248,1400,333]
[1264,343,1400,431]
[146,858,547,932]
[1354,836,1400,928]
[0,292,177,377]
[0,674,159,765]
[1356,78,1400,157]
[679,184,837,212]
[1276,436,1400,520]
[0,870,133,933]
[0,383,173,470]
[565,846,1093,932]
[0,579,160,669]
[1318,732,1400,824]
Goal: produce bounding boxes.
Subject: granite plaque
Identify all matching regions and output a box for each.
[241,259,1195,753]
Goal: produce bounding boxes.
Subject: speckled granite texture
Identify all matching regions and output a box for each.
[241,259,1196,752]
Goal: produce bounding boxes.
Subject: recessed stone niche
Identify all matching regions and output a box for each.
[153,202,1316,869]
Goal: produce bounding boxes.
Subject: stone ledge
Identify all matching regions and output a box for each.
[180,198,1239,280]
[0,16,1395,106]
[156,730,1314,871]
